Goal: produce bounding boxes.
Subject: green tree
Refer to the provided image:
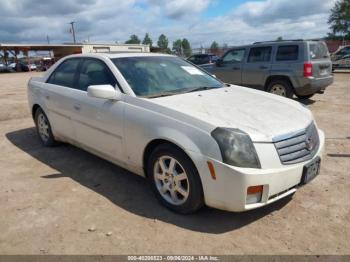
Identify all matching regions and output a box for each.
[157,34,169,49]
[172,39,183,55]
[142,33,153,47]
[328,0,350,39]
[157,34,171,53]
[210,41,219,51]
[181,38,192,57]
[276,36,283,41]
[125,34,141,44]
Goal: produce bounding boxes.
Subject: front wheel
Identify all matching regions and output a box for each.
[147,144,204,214]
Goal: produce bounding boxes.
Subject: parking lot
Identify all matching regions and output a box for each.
[0,71,349,254]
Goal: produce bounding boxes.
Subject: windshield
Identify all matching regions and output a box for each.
[112,56,223,97]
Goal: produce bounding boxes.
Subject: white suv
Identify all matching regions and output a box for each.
[28,53,324,213]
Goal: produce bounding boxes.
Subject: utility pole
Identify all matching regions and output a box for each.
[69,21,76,43]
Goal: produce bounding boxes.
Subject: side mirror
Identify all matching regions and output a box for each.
[216,58,223,66]
[87,85,121,100]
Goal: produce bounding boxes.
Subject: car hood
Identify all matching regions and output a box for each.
[150,86,313,142]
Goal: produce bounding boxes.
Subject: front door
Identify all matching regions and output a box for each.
[211,48,246,85]
[70,58,125,162]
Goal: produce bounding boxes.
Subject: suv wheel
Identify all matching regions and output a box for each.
[267,80,294,98]
[34,108,58,147]
[147,144,204,214]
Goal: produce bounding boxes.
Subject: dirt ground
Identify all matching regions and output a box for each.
[0,71,349,255]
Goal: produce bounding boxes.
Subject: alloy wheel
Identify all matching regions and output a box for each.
[153,156,190,205]
[270,84,287,97]
[37,113,50,142]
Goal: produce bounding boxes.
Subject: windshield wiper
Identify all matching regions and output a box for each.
[187,86,220,93]
[144,91,178,98]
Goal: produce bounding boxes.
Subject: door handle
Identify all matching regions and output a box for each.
[74,105,81,111]
[260,66,268,69]
[232,67,240,70]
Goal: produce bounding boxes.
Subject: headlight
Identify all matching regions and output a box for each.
[211,127,261,168]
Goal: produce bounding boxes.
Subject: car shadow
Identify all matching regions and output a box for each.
[294,97,316,106]
[6,127,292,234]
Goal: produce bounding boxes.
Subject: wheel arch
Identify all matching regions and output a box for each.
[32,104,42,120]
[143,139,197,178]
[264,75,295,92]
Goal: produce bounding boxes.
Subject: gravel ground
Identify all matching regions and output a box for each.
[0,71,349,255]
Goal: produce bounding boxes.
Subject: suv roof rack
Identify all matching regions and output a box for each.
[253,39,305,44]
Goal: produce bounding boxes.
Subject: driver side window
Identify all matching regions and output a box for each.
[222,49,245,63]
[77,59,117,92]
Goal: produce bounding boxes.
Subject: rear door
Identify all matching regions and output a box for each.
[211,48,246,85]
[242,46,272,89]
[308,41,332,78]
[45,58,82,140]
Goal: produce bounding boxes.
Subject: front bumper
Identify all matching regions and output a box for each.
[189,129,325,212]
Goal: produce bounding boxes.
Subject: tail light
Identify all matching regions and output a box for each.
[304,62,313,77]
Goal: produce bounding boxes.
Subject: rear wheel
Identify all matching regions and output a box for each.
[267,79,294,98]
[34,108,58,147]
[147,144,204,214]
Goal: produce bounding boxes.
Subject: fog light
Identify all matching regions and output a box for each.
[246,185,263,204]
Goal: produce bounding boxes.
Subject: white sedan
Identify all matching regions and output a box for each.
[27,53,324,213]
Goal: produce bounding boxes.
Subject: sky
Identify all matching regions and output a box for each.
[0,0,337,48]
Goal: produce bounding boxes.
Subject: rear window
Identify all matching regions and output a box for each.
[309,42,329,60]
[248,47,272,63]
[276,45,299,61]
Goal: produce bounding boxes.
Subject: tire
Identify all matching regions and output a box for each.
[147,144,204,214]
[296,94,314,99]
[267,79,294,98]
[34,108,58,147]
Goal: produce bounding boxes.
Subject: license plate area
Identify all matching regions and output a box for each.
[301,157,321,185]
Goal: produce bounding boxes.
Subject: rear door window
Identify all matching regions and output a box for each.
[47,58,80,88]
[276,45,299,61]
[309,42,329,60]
[248,47,272,62]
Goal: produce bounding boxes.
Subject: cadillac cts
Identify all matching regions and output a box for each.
[28,53,324,213]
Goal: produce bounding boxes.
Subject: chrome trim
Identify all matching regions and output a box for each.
[272,121,312,142]
[273,122,320,165]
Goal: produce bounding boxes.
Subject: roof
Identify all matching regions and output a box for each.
[0,43,149,51]
[64,52,174,59]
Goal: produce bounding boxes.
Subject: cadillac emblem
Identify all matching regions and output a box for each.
[305,137,314,151]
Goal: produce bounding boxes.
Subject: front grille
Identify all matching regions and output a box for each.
[273,123,320,165]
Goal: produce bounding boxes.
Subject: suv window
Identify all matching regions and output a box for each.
[248,47,272,63]
[309,42,329,60]
[222,49,245,63]
[188,55,210,65]
[337,47,350,56]
[47,58,80,88]
[77,59,117,91]
[276,45,299,61]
